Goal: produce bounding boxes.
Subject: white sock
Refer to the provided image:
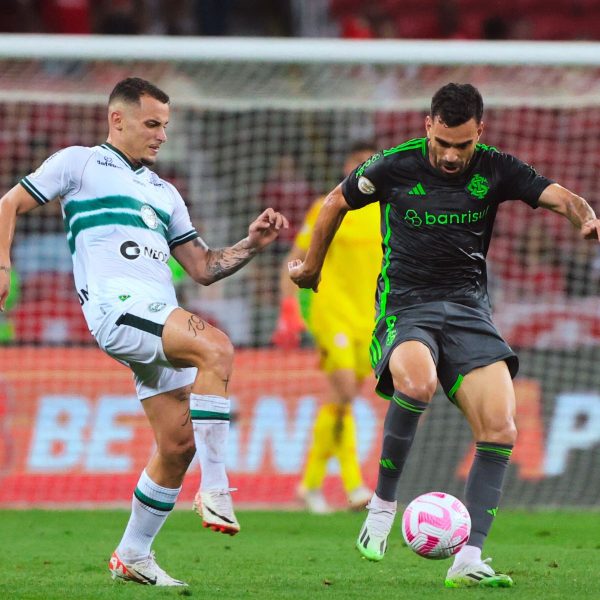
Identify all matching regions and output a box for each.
[116,469,181,562]
[190,393,230,490]
[369,492,397,511]
[453,544,482,567]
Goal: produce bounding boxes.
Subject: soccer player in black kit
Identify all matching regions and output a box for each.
[289,83,600,588]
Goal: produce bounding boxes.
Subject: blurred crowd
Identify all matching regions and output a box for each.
[1,0,599,40]
[2,100,600,347]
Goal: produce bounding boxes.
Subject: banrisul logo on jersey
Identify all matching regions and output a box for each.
[404,206,490,228]
[467,174,490,199]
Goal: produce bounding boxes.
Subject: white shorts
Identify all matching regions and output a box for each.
[95,299,196,400]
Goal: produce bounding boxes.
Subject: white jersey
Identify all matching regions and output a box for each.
[20,143,198,335]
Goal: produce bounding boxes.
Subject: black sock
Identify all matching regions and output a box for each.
[465,441,513,549]
[375,392,428,501]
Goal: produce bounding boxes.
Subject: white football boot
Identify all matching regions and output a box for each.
[445,557,514,588]
[355,495,397,561]
[109,550,187,586]
[193,488,240,535]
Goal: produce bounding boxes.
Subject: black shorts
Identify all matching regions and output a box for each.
[369,300,518,403]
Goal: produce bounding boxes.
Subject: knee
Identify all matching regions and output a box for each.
[160,436,197,471]
[391,373,437,403]
[197,330,234,377]
[480,418,518,446]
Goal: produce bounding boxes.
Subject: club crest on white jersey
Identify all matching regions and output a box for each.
[141,204,159,230]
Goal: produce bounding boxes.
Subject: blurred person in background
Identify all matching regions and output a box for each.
[37,0,92,33]
[261,153,314,248]
[95,0,143,34]
[273,140,379,514]
[0,76,288,586]
[145,0,196,36]
[0,1,37,32]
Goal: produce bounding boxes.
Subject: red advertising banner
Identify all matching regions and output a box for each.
[0,347,385,507]
[2,347,597,508]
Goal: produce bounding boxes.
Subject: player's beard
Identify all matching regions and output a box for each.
[435,157,470,178]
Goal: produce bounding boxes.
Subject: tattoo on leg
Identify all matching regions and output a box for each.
[180,407,191,427]
[222,376,230,393]
[187,314,206,337]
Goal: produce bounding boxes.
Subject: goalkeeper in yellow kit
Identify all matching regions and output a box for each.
[273,141,381,513]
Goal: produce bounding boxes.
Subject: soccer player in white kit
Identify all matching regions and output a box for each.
[0,77,289,586]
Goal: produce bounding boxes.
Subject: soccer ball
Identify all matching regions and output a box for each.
[401,491,471,560]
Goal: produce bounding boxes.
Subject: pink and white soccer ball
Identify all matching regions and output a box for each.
[401,492,471,559]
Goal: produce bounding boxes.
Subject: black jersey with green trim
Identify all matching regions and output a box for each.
[341,137,553,310]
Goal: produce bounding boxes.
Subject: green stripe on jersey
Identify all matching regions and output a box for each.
[383,138,427,157]
[66,211,168,252]
[476,142,499,153]
[374,203,393,327]
[64,195,170,229]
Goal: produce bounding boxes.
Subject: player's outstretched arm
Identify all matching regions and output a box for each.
[172,207,288,286]
[0,185,40,311]
[288,184,350,291]
[538,183,600,240]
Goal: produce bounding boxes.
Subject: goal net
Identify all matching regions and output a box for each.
[1,36,599,508]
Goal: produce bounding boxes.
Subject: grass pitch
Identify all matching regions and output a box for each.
[0,509,598,599]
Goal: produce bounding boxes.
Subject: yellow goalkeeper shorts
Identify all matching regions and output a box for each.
[309,316,372,379]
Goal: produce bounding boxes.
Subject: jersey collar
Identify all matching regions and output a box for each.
[101,142,146,174]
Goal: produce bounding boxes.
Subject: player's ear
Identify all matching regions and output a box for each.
[476,121,484,139]
[108,107,124,131]
[425,115,432,137]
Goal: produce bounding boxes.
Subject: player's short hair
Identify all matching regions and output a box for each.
[348,139,378,155]
[108,77,170,106]
[430,83,483,126]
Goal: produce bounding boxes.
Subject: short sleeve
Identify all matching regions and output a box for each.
[165,182,199,250]
[341,151,388,209]
[294,198,324,251]
[496,152,554,208]
[19,146,90,205]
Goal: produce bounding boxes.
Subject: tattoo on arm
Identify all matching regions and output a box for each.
[205,240,257,283]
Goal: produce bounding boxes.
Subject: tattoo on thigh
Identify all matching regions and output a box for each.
[187,314,206,337]
[181,406,191,427]
[223,376,230,393]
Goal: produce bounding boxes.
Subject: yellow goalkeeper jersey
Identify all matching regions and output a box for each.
[295,197,381,337]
